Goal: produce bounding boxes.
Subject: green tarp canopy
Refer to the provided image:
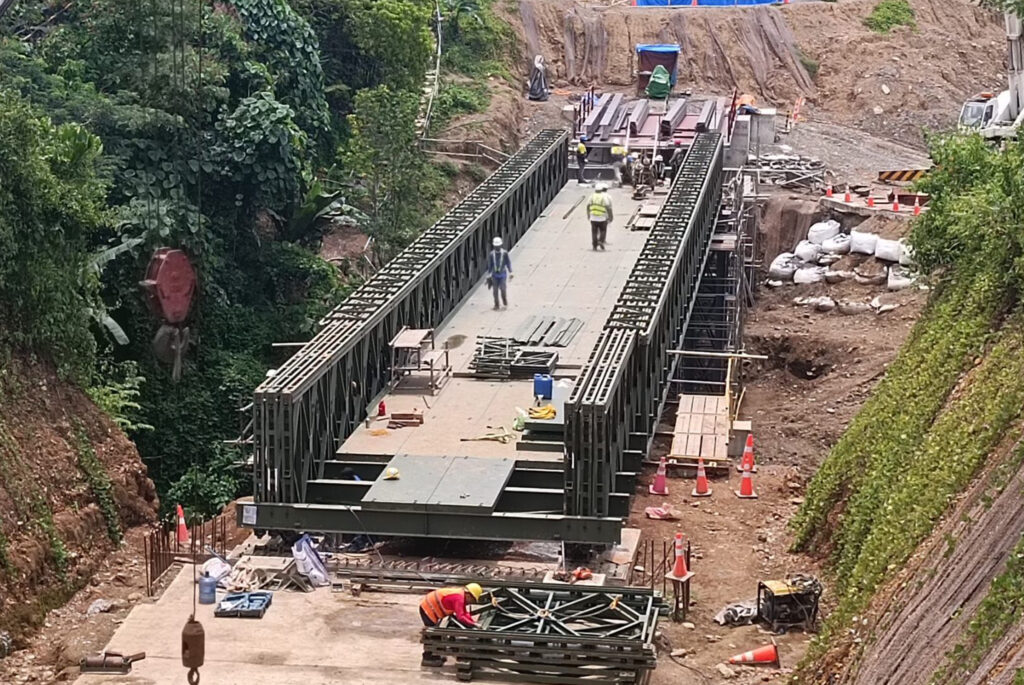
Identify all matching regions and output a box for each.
[645,64,671,99]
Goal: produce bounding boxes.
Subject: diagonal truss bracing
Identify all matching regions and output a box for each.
[565,132,724,518]
[251,130,568,505]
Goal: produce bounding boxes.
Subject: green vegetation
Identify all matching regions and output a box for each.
[794,134,1024,668]
[0,0,475,515]
[864,0,916,33]
[432,80,491,132]
[73,428,123,544]
[32,498,69,580]
[934,535,1024,683]
[797,48,819,80]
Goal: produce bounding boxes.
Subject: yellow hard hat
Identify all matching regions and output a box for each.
[382,467,400,480]
[465,583,483,601]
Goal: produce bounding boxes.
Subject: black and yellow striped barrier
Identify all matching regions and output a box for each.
[877,169,929,183]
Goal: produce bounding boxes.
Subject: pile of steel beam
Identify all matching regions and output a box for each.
[249,130,567,508]
[422,582,664,684]
[565,132,725,518]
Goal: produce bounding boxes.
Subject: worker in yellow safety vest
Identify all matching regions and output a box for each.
[420,583,485,667]
[610,139,628,187]
[575,136,589,184]
[587,183,614,251]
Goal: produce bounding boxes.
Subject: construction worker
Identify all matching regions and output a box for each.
[610,139,628,186]
[420,583,483,628]
[420,583,484,667]
[653,154,665,181]
[622,152,636,186]
[575,135,589,184]
[487,236,513,310]
[587,183,613,251]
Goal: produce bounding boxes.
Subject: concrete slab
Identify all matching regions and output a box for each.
[340,184,650,463]
[361,454,514,514]
[75,567,456,685]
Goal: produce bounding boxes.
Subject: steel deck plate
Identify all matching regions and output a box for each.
[361,455,514,514]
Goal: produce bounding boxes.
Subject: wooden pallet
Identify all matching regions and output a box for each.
[661,394,730,472]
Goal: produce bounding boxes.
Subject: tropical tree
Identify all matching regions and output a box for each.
[442,0,482,42]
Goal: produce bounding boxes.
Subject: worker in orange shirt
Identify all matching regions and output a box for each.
[420,583,485,667]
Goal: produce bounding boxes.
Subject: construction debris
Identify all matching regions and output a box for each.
[511,316,583,347]
[79,651,146,675]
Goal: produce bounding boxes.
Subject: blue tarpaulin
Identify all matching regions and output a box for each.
[636,44,681,86]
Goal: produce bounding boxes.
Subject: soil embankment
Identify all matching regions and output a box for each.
[516,0,1002,145]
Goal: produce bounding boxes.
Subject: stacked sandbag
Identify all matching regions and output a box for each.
[807,219,841,245]
[874,238,901,263]
[794,240,822,263]
[822,233,851,255]
[850,230,878,255]
[769,252,800,280]
[793,266,827,284]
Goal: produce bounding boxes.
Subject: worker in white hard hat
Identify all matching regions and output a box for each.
[420,583,486,666]
[653,154,665,181]
[610,138,628,187]
[486,236,513,310]
[587,183,613,251]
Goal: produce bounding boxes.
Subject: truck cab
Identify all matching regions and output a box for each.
[959,92,1007,130]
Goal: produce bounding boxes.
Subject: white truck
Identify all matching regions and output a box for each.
[960,13,1024,140]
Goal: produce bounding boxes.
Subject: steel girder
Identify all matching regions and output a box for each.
[565,132,725,517]
[250,130,568,505]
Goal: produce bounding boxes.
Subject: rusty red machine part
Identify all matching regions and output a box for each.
[140,248,197,381]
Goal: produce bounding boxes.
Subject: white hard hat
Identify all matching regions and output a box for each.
[612,138,622,145]
[492,237,503,247]
[655,155,663,162]
[595,182,609,192]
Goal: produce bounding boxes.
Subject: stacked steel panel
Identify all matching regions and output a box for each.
[251,130,568,505]
[565,132,724,517]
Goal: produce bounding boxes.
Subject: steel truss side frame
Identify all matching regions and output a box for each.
[252,131,569,505]
[565,132,725,518]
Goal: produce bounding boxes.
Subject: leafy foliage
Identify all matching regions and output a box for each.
[86,359,153,433]
[864,0,916,33]
[73,428,124,543]
[343,86,444,258]
[0,90,107,383]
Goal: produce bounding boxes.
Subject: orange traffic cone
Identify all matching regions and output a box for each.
[843,185,851,203]
[176,504,189,544]
[866,195,875,208]
[825,184,833,198]
[913,196,921,216]
[892,196,901,212]
[737,434,757,473]
[649,456,669,496]
[692,457,712,497]
[735,463,758,499]
[670,532,689,578]
[729,639,780,667]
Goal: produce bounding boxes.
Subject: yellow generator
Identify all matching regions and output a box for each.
[757,575,822,634]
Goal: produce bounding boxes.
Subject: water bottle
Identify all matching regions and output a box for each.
[198,572,217,605]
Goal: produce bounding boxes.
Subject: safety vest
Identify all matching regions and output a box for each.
[420,587,463,624]
[588,192,611,220]
[610,145,627,159]
[577,142,587,156]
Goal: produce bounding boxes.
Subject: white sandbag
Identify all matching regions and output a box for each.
[768,252,798,280]
[793,266,826,284]
[850,230,878,255]
[814,297,836,312]
[888,265,914,291]
[899,239,915,266]
[822,233,851,255]
[794,240,821,263]
[818,254,841,266]
[825,269,854,284]
[874,238,902,262]
[807,219,841,245]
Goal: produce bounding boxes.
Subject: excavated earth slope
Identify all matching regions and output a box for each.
[0,360,157,643]
[517,0,1002,144]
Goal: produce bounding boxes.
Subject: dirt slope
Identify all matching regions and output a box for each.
[516,0,1002,145]
[0,359,158,644]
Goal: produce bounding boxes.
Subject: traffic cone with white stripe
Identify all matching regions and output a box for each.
[729,639,780,666]
[843,185,852,203]
[913,196,921,216]
[825,184,833,198]
[737,434,757,473]
[692,457,712,497]
[176,504,189,544]
[735,463,758,499]
[670,532,689,579]
[892,195,901,212]
[649,456,669,496]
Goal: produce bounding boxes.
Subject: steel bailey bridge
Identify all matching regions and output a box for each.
[240,127,735,544]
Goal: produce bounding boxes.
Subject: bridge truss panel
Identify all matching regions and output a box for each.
[252,130,569,504]
[565,132,725,518]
